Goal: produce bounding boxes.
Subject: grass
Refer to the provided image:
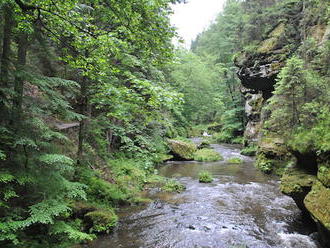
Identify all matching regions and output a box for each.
[194,148,223,162]
[162,179,186,193]
[198,171,213,183]
[227,157,243,164]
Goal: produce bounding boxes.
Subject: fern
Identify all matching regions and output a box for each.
[27,199,70,225]
[38,154,74,172]
[50,221,95,242]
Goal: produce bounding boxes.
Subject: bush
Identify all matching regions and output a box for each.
[198,171,213,183]
[194,148,223,162]
[162,180,186,193]
[227,157,243,164]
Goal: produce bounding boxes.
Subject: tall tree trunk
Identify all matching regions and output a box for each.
[77,75,90,165]
[13,33,28,126]
[0,4,14,122]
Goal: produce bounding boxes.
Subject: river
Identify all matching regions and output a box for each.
[87,141,321,248]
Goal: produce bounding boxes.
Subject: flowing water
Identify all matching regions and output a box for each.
[88,140,321,248]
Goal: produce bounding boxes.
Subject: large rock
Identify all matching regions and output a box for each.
[280,168,317,213]
[304,181,330,247]
[167,139,197,161]
[281,165,330,247]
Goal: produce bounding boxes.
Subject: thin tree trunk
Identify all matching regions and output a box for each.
[0,4,14,122]
[13,33,28,126]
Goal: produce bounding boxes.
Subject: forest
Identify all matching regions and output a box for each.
[0,0,329,247]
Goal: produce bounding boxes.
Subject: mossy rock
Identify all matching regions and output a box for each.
[198,171,213,183]
[193,148,223,162]
[258,23,285,53]
[167,139,197,160]
[227,157,243,164]
[280,168,317,212]
[71,201,98,219]
[280,170,316,196]
[85,209,118,234]
[258,136,287,157]
[318,164,330,188]
[304,181,330,244]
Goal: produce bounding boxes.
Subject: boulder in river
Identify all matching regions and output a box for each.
[167,139,197,161]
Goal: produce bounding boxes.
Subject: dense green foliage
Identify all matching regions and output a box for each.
[0,0,184,247]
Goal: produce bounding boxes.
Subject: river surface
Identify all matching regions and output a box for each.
[88,141,321,248]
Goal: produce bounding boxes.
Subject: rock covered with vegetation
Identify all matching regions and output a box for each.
[193,148,223,162]
[198,171,213,183]
[227,157,243,164]
[162,179,186,193]
[167,139,197,161]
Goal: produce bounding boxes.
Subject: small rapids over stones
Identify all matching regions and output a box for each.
[88,140,321,248]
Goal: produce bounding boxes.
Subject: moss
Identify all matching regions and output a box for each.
[198,171,213,183]
[258,23,285,53]
[280,169,317,196]
[162,180,185,193]
[227,157,243,164]
[318,164,330,188]
[85,210,118,234]
[305,181,330,231]
[168,139,197,160]
[193,148,223,162]
[71,201,98,218]
[258,37,278,53]
[258,136,287,157]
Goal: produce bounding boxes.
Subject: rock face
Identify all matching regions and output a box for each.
[241,87,264,145]
[167,139,197,161]
[235,2,330,245]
